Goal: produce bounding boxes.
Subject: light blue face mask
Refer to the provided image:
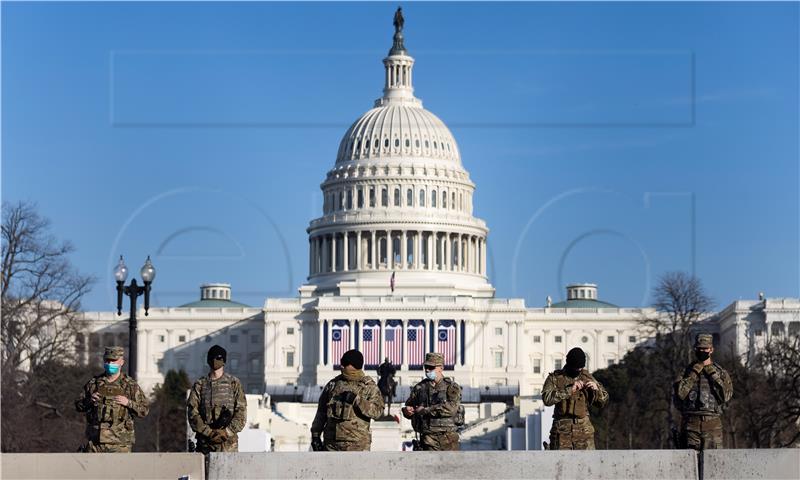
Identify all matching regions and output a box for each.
[104,363,121,375]
[425,370,437,381]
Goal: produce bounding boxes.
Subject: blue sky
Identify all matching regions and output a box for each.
[3,2,798,311]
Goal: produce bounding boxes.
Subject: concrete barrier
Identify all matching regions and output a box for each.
[0,453,204,480]
[703,449,800,480]
[208,450,698,480]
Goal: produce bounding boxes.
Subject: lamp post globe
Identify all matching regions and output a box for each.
[114,255,156,380]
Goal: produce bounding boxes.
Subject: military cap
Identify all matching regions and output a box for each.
[424,352,444,367]
[340,349,364,369]
[103,346,125,360]
[206,344,227,364]
[694,333,713,348]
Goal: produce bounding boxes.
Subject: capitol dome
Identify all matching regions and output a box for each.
[335,106,460,165]
[306,8,493,297]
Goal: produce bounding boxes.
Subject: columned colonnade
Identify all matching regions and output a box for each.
[309,229,487,275]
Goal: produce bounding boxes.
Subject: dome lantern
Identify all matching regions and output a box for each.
[377,7,419,107]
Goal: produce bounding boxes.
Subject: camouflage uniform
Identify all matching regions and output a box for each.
[187,372,247,453]
[674,334,733,450]
[403,353,463,451]
[311,370,384,451]
[542,368,608,450]
[75,347,149,453]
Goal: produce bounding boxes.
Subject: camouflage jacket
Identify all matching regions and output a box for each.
[404,377,463,433]
[674,362,733,416]
[542,369,608,419]
[187,372,247,452]
[311,371,384,445]
[75,373,149,446]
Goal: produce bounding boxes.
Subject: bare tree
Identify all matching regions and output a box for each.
[757,335,800,447]
[1,201,94,375]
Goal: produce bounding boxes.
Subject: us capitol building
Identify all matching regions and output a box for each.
[81,12,799,450]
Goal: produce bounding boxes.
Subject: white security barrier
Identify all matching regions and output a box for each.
[703,449,800,480]
[208,450,698,480]
[0,453,204,480]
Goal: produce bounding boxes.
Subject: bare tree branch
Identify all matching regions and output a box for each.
[1,201,95,376]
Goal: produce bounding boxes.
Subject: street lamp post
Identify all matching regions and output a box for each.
[114,255,156,380]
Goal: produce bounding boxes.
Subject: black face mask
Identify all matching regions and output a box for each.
[695,350,710,362]
[565,365,582,377]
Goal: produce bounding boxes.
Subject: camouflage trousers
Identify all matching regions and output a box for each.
[680,414,723,450]
[419,431,460,451]
[549,417,596,450]
[324,439,371,451]
[82,440,132,453]
[196,437,239,454]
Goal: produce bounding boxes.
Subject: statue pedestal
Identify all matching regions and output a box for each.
[370,419,402,451]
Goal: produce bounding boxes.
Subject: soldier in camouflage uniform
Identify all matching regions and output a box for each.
[187,345,247,454]
[403,352,464,451]
[75,346,149,453]
[542,347,608,450]
[674,333,733,450]
[311,349,384,451]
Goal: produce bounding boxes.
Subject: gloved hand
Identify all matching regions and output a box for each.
[311,436,324,451]
[341,391,357,405]
[209,428,228,444]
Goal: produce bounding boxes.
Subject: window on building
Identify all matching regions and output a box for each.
[554,359,563,370]
[357,188,364,208]
[581,336,588,343]
[754,329,763,337]
[419,190,425,207]
[286,351,295,368]
[431,190,437,207]
[230,357,240,372]
[607,336,615,343]
[629,335,636,343]
[178,335,186,343]
[789,322,800,337]
[607,359,616,367]
[533,335,541,343]
[230,334,239,344]
[286,327,295,335]
[338,191,344,211]
[159,335,165,343]
[442,191,447,208]
[494,352,503,368]
[381,188,388,207]
[394,188,401,206]
[249,357,261,373]
[495,327,503,336]
[369,187,376,207]
[533,359,541,374]
[346,190,352,210]
[251,335,260,344]
[771,322,785,336]
[554,335,562,343]
[451,192,455,209]
[407,189,413,206]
